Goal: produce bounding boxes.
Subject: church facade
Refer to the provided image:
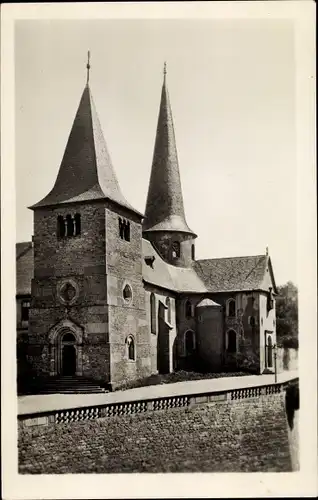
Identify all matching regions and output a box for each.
[16,63,278,391]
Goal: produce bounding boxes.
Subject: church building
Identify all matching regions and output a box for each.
[16,59,278,391]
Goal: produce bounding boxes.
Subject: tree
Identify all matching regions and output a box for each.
[275,281,298,348]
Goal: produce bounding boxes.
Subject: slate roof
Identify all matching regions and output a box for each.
[30,84,141,217]
[16,242,33,295]
[15,242,274,297]
[194,255,271,293]
[143,71,195,236]
[142,239,207,293]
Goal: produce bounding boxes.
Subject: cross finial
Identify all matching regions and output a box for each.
[163,61,167,82]
[266,245,269,256]
[86,50,91,84]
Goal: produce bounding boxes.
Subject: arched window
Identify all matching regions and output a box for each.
[185,330,196,356]
[166,297,171,324]
[267,335,273,368]
[118,217,130,241]
[66,214,74,237]
[171,241,180,259]
[124,221,130,242]
[227,330,237,353]
[57,215,65,238]
[126,336,135,361]
[74,213,81,236]
[227,299,236,317]
[150,293,156,334]
[191,244,195,260]
[185,300,192,319]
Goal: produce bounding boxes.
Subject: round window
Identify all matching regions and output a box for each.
[123,284,132,303]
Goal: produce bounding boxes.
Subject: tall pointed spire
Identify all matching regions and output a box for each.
[31,56,141,216]
[143,64,195,235]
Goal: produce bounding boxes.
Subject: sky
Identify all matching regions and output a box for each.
[15,19,297,286]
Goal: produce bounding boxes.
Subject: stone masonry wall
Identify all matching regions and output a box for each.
[28,203,110,380]
[19,393,296,474]
[105,205,151,387]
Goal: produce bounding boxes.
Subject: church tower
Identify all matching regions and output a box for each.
[143,64,197,267]
[28,54,151,389]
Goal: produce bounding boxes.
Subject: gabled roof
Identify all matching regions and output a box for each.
[142,239,207,293]
[16,242,33,295]
[194,255,276,294]
[30,84,141,217]
[143,68,195,236]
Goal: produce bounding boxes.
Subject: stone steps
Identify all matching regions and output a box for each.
[25,376,108,395]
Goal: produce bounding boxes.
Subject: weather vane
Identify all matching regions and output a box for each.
[163,61,167,81]
[86,50,91,84]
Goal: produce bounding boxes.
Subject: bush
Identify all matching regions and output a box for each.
[277,336,299,350]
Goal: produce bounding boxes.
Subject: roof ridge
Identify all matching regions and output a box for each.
[197,254,266,262]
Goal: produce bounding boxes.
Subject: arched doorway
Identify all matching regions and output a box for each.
[61,332,77,376]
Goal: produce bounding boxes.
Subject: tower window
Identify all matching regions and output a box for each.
[126,336,135,361]
[57,214,81,239]
[119,217,130,242]
[57,215,65,238]
[227,330,237,353]
[171,241,180,259]
[191,244,195,260]
[150,293,156,334]
[185,300,192,319]
[21,300,30,322]
[74,213,81,236]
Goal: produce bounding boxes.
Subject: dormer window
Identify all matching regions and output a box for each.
[57,214,81,239]
[171,241,180,259]
[119,217,130,242]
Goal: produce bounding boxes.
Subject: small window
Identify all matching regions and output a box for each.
[21,300,30,322]
[119,217,130,242]
[57,215,65,238]
[66,214,74,237]
[126,336,135,361]
[171,241,180,259]
[74,213,81,236]
[249,316,256,327]
[123,284,132,303]
[185,330,196,356]
[185,300,192,319]
[267,335,273,368]
[150,293,156,334]
[166,297,171,324]
[227,299,236,317]
[227,330,237,353]
[191,244,195,260]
